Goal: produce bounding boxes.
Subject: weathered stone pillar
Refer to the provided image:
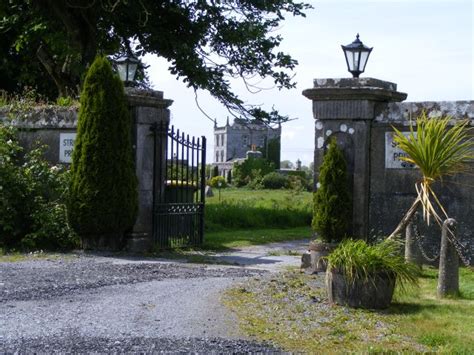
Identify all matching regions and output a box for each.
[303,78,407,237]
[437,218,459,297]
[125,88,173,252]
[405,212,423,266]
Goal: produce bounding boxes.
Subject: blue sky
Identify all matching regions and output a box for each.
[145,0,473,165]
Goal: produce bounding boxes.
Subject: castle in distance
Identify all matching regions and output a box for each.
[213,117,281,177]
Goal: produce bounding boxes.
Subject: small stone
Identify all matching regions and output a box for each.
[301,252,311,270]
[205,186,214,197]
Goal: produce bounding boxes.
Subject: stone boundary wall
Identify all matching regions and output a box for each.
[370,100,474,264]
[1,88,173,252]
[0,106,78,164]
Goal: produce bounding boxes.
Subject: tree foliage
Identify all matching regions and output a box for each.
[233,156,274,187]
[266,137,281,169]
[312,138,352,243]
[68,56,138,247]
[0,0,310,122]
[0,123,78,251]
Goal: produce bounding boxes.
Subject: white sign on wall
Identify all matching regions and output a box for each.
[59,133,77,163]
[385,132,416,169]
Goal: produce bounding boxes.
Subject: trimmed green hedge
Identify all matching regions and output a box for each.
[68,56,138,244]
[312,138,351,243]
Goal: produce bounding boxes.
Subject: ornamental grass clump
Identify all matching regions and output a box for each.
[326,239,420,291]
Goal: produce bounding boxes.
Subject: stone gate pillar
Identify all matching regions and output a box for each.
[303,78,406,237]
[125,88,173,252]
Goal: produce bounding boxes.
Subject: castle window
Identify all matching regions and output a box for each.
[216,134,220,147]
[221,150,224,162]
[221,134,225,147]
[216,151,219,162]
[242,135,248,146]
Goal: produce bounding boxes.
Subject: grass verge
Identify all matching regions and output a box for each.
[223,267,474,353]
[391,267,474,353]
[0,249,73,262]
[203,226,311,250]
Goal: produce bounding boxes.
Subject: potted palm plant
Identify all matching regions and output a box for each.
[309,138,352,272]
[326,239,420,309]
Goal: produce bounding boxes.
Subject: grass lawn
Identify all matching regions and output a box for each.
[224,267,474,353]
[203,226,312,250]
[205,188,313,232]
[392,267,474,352]
[206,187,313,208]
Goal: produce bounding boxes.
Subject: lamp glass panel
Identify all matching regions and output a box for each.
[343,50,351,70]
[347,51,354,71]
[353,51,361,71]
[116,64,128,82]
[359,51,370,71]
[127,63,138,82]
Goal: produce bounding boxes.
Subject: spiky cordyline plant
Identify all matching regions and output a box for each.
[388,113,473,239]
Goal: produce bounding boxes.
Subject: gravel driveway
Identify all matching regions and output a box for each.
[0,254,280,353]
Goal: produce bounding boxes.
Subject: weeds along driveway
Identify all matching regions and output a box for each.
[0,245,302,353]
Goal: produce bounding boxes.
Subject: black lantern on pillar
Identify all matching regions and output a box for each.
[341,34,373,78]
[114,54,140,85]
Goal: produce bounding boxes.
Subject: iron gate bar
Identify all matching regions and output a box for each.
[199,136,206,243]
[150,122,206,249]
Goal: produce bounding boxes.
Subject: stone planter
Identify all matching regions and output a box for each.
[326,269,396,309]
[308,241,337,272]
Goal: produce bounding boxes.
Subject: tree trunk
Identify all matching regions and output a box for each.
[437,218,459,298]
[405,212,423,266]
[388,198,421,240]
[36,45,74,98]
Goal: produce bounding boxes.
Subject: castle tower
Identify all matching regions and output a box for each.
[213,118,281,176]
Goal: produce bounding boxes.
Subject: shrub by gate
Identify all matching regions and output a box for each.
[150,122,206,248]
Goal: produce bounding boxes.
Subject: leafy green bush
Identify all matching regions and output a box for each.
[68,56,138,246]
[312,138,351,243]
[56,96,77,107]
[287,170,306,179]
[209,176,227,188]
[233,157,274,187]
[326,239,420,290]
[289,175,310,191]
[262,172,289,189]
[266,137,281,169]
[0,123,78,251]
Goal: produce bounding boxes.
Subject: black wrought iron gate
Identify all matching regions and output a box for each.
[150,122,206,248]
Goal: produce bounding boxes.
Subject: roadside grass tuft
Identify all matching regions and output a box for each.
[0,249,73,262]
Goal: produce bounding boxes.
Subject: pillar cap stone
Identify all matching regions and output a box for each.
[125,87,173,108]
[302,77,407,103]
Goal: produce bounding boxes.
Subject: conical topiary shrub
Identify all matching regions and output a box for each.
[68,56,138,249]
[312,137,351,243]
